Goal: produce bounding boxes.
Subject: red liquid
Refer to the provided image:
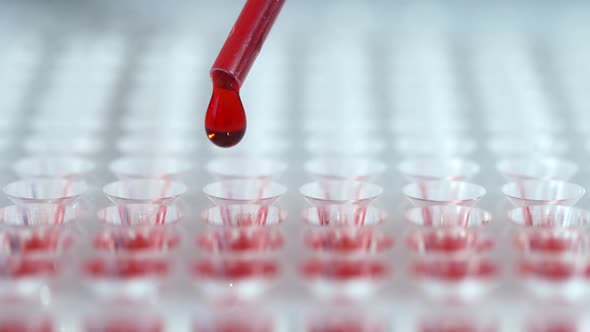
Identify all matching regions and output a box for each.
[530,236,578,252]
[305,230,393,253]
[421,321,496,332]
[22,235,57,252]
[406,230,494,254]
[527,322,577,332]
[194,258,279,280]
[515,231,583,253]
[409,232,469,252]
[0,230,72,254]
[308,319,383,332]
[412,259,498,281]
[0,257,59,278]
[0,319,53,332]
[205,85,246,148]
[84,257,169,279]
[195,318,272,332]
[234,211,271,226]
[86,320,162,332]
[197,229,284,253]
[93,229,180,252]
[519,259,578,281]
[302,259,388,280]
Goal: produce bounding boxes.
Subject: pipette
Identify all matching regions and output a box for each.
[205,0,286,148]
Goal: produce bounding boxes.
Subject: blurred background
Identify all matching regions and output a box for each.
[1,0,589,151]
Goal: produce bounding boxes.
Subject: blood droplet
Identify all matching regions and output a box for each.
[205,85,246,148]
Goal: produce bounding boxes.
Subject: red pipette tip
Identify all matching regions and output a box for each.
[204,0,285,148]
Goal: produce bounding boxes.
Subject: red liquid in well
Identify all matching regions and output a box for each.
[0,319,53,332]
[516,231,583,253]
[308,319,383,332]
[195,318,272,332]
[412,232,468,252]
[93,229,180,252]
[22,235,56,252]
[205,86,246,148]
[194,258,279,280]
[86,320,162,332]
[305,229,393,253]
[527,322,577,332]
[530,236,578,252]
[0,257,59,278]
[519,259,578,281]
[302,259,388,280]
[84,257,169,279]
[407,230,493,254]
[412,259,498,281]
[421,321,496,332]
[197,228,284,253]
[0,231,72,254]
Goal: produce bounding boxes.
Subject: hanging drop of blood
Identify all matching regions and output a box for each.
[205,85,247,148]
